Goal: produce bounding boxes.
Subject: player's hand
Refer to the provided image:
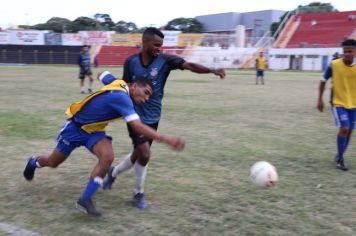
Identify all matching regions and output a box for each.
[160,135,185,151]
[213,68,226,79]
[317,100,324,112]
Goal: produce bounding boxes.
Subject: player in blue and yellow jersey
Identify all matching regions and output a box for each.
[23,71,185,216]
[78,45,94,94]
[317,39,356,171]
[102,27,225,209]
[255,51,267,85]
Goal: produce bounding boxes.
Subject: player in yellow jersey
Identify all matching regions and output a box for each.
[317,39,356,171]
[255,51,267,85]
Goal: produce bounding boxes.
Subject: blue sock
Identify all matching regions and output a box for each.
[29,157,38,169]
[345,136,351,152]
[80,177,102,201]
[337,135,348,161]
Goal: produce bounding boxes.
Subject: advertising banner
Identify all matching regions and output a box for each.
[62,33,83,46]
[45,32,62,45]
[9,30,46,45]
[162,31,181,47]
[80,31,112,45]
[111,34,142,46]
[0,32,10,44]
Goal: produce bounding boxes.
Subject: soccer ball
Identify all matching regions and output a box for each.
[250,161,278,187]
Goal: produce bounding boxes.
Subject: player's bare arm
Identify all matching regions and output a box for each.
[128,119,185,151]
[182,62,226,79]
[317,81,326,112]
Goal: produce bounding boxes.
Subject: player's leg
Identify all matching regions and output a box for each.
[23,149,67,181]
[132,143,151,209]
[87,70,94,94]
[76,135,113,216]
[261,70,265,85]
[344,109,356,156]
[103,122,157,190]
[23,121,77,180]
[333,107,351,170]
[255,70,259,85]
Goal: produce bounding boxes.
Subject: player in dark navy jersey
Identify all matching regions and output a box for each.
[23,71,185,216]
[103,27,226,209]
[78,45,94,94]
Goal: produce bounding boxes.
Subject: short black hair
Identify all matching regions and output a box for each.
[133,77,153,91]
[341,39,356,47]
[142,27,164,40]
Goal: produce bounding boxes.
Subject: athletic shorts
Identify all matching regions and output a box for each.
[79,68,93,79]
[127,122,159,147]
[56,120,112,157]
[332,107,356,129]
[256,70,264,77]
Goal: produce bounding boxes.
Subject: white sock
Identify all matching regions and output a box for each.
[134,163,148,194]
[112,153,133,177]
[88,80,93,89]
[80,86,85,92]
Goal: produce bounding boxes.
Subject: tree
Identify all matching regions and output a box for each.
[70,17,96,32]
[270,2,338,37]
[113,20,138,33]
[94,13,115,30]
[165,18,203,33]
[297,2,337,13]
[45,17,72,32]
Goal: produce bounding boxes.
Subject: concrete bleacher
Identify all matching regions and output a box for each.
[279,11,356,48]
[97,46,141,66]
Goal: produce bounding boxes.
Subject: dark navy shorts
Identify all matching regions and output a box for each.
[56,120,112,157]
[79,68,93,79]
[126,122,159,147]
[256,69,264,77]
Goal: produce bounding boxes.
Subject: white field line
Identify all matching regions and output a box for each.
[0,222,40,236]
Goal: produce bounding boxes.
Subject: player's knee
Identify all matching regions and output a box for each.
[339,127,351,136]
[100,154,114,167]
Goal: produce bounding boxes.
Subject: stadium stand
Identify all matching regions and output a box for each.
[275,11,356,48]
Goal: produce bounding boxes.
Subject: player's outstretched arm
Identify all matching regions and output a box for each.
[182,62,226,79]
[128,119,185,151]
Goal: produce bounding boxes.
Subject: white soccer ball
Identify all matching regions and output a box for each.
[250,161,278,187]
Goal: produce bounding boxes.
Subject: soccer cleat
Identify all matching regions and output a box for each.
[76,198,101,217]
[133,193,149,209]
[336,159,348,171]
[88,88,92,94]
[23,156,38,181]
[80,90,86,94]
[102,166,116,190]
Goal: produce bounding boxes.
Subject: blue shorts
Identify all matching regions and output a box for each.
[332,107,356,129]
[256,70,264,77]
[56,120,112,157]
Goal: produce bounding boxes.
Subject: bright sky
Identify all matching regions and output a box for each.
[0,0,355,29]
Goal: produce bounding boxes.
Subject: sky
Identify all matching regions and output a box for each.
[0,0,355,29]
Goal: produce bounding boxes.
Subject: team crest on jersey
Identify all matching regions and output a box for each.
[150,68,158,77]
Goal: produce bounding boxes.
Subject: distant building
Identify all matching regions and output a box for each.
[195,10,286,36]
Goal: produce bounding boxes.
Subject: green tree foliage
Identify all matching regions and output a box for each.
[165,18,203,33]
[270,2,338,37]
[94,13,115,30]
[113,20,138,33]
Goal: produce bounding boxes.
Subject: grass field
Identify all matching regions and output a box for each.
[1,65,356,236]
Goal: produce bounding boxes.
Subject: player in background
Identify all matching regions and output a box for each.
[23,71,185,216]
[78,45,94,94]
[317,39,356,171]
[255,51,267,85]
[102,27,225,209]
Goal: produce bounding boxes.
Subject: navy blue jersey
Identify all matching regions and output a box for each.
[78,52,91,71]
[122,53,185,124]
